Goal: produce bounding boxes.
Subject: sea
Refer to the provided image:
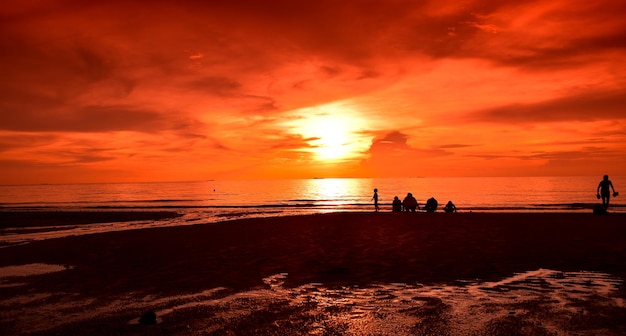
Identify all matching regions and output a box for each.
[0,176,623,243]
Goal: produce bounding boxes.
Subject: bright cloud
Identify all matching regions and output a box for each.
[1,0,625,183]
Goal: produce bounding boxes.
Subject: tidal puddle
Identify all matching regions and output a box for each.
[0,263,71,278]
[0,263,73,290]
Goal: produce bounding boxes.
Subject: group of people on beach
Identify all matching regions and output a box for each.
[371,175,619,214]
[372,188,456,213]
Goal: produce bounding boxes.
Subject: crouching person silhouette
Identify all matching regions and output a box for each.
[402,193,418,212]
[392,196,402,212]
[425,197,438,212]
[443,200,457,213]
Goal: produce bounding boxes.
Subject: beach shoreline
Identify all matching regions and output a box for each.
[0,210,183,228]
[1,211,626,335]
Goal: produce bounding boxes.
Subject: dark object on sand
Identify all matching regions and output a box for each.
[139,311,157,325]
[593,204,608,215]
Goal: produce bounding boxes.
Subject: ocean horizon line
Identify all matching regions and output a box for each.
[1,177,622,216]
[0,175,613,187]
[1,202,623,211]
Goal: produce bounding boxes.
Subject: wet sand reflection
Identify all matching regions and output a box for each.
[151,269,624,335]
[2,268,624,334]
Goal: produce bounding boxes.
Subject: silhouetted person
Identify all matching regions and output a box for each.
[402,193,418,212]
[372,188,380,212]
[425,197,438,212]
[597,175,618,209]
[392,196,402,212]
[443,200,457,213]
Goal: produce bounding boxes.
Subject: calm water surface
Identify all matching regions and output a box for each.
[0,177,623,243]
[1,176,621,212]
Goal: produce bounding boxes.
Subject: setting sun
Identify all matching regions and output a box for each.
[309,120,351,160]
[1,0,625,184]
[286,103,371,162]
[2,1,626,333]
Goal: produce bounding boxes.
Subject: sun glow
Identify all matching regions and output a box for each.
[286,103,371,161]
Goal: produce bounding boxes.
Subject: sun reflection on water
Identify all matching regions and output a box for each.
[302,178,365,207]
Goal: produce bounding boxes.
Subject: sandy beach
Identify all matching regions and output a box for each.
[1,211,626,335]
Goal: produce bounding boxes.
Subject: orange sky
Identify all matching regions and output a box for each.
[1,0,625,184]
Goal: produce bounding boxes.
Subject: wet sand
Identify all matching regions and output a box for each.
[1,212,626,335]
[0,210,183,228]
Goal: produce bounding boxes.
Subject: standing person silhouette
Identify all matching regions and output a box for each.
[372,188,380,212]
[597,175,618,209]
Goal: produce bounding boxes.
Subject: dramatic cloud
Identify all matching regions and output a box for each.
[467,89,626,123]
[1,0,625,183]
[0,105,175,132]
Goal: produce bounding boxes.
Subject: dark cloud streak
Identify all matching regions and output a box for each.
[467,89,626,123]
[0,104,171,132]
[184,77,242,96]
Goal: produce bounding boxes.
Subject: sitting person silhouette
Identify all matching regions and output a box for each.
[443,200,457,213]
[425,197,438,212]
[392,196,402,212]
[402,193,419,212]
